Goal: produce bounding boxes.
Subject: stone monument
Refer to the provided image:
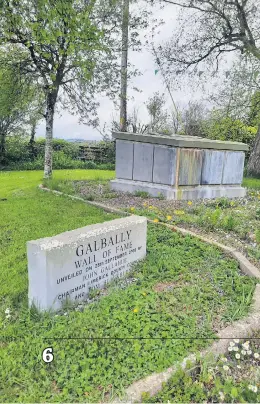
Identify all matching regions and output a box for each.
[111,132,249,200]
[27,216,147,311]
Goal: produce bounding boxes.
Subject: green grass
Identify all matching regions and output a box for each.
[243,177,260,189]
[0,170,258,402]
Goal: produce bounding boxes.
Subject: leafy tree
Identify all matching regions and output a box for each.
[152,0,260,176]
[0,0,120,177]
[0,50,38,164]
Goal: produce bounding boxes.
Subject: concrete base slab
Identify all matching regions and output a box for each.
[110,179,247,200]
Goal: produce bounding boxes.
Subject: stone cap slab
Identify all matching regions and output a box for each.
[27,216,147,251]
[112,132,249,151]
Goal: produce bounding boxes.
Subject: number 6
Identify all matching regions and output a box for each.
[42,347,54,363]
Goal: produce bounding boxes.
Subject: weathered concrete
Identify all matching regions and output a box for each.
[152,145,177,185]
[222,151,245,184]
[178,149,203,185]
[112,132,249,151]
[133,142,154,182]
[27,216,147,311]
[110,179,246,200]
[201,150,225,185]
[115,140,134,180]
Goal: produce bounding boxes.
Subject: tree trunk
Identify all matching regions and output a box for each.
[0,133,6,164]
[247,124,260,177]
[119,0,129,132]
[29,121,37,160]
[44,91,58,179]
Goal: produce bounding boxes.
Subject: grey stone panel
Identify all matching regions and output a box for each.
[202,150,225,185]
[222,151,245,185]
[152,145,177,185]
[133,142,154,182]
[178,149,203,185]
[115,140,134,180]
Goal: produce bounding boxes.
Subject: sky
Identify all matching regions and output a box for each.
[35,2,213,142]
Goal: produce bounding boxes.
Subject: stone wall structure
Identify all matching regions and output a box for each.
[110,132,249,200]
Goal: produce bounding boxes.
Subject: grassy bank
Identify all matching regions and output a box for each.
[0,170,257,402]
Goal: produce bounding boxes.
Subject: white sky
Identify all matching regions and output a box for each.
[35,2,221,141]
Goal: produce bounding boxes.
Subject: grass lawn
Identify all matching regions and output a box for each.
[0,170,258,402]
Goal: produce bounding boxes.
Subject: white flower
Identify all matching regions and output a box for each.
[248,385,258,393]
[64,312,68,316]
[219,392,225,401]
[247,350,252,355]
[234,339,239,343]
[235,353,240,359]
[237,365,241,369]
[229,341,235,347]
[4,308,10,314]
[242,342,250,350]
[233,346,239,351]
[223,365,229,371]
[241,350,247,355]
[221,357,227,362]
[228,347,233,351]
[5,314,11,319]
[253,352,259,359]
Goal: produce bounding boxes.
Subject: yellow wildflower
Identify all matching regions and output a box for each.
[143,202,148,207]
[167,215,172,221]
[130,207,135,211]
[188,201,193,206]
[153,218,159,223]
[133,308,139,313]
[174,210,185,215]
[148,205,153,209]
[142,292,147,296]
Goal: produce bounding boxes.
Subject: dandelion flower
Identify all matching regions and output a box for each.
[254,352,259,359]
[142,292,147,296]
[153,218,159,223]
[148,205,153,209]
[235,353,240,359]
[188,201,193,206]
[133,308,139,313]
[223,365,229,371]
[166,215,172,221]
[130,207,135,211]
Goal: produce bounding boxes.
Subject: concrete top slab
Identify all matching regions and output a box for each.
[27,216,147,251]
[112,132,249,151]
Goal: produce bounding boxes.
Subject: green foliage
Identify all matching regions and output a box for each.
[0,170,257,401]
[2,137,115,171]
[134,191,150,198]
[256,229,260,244]
[203,111,257,158]
[143,338,260,403]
